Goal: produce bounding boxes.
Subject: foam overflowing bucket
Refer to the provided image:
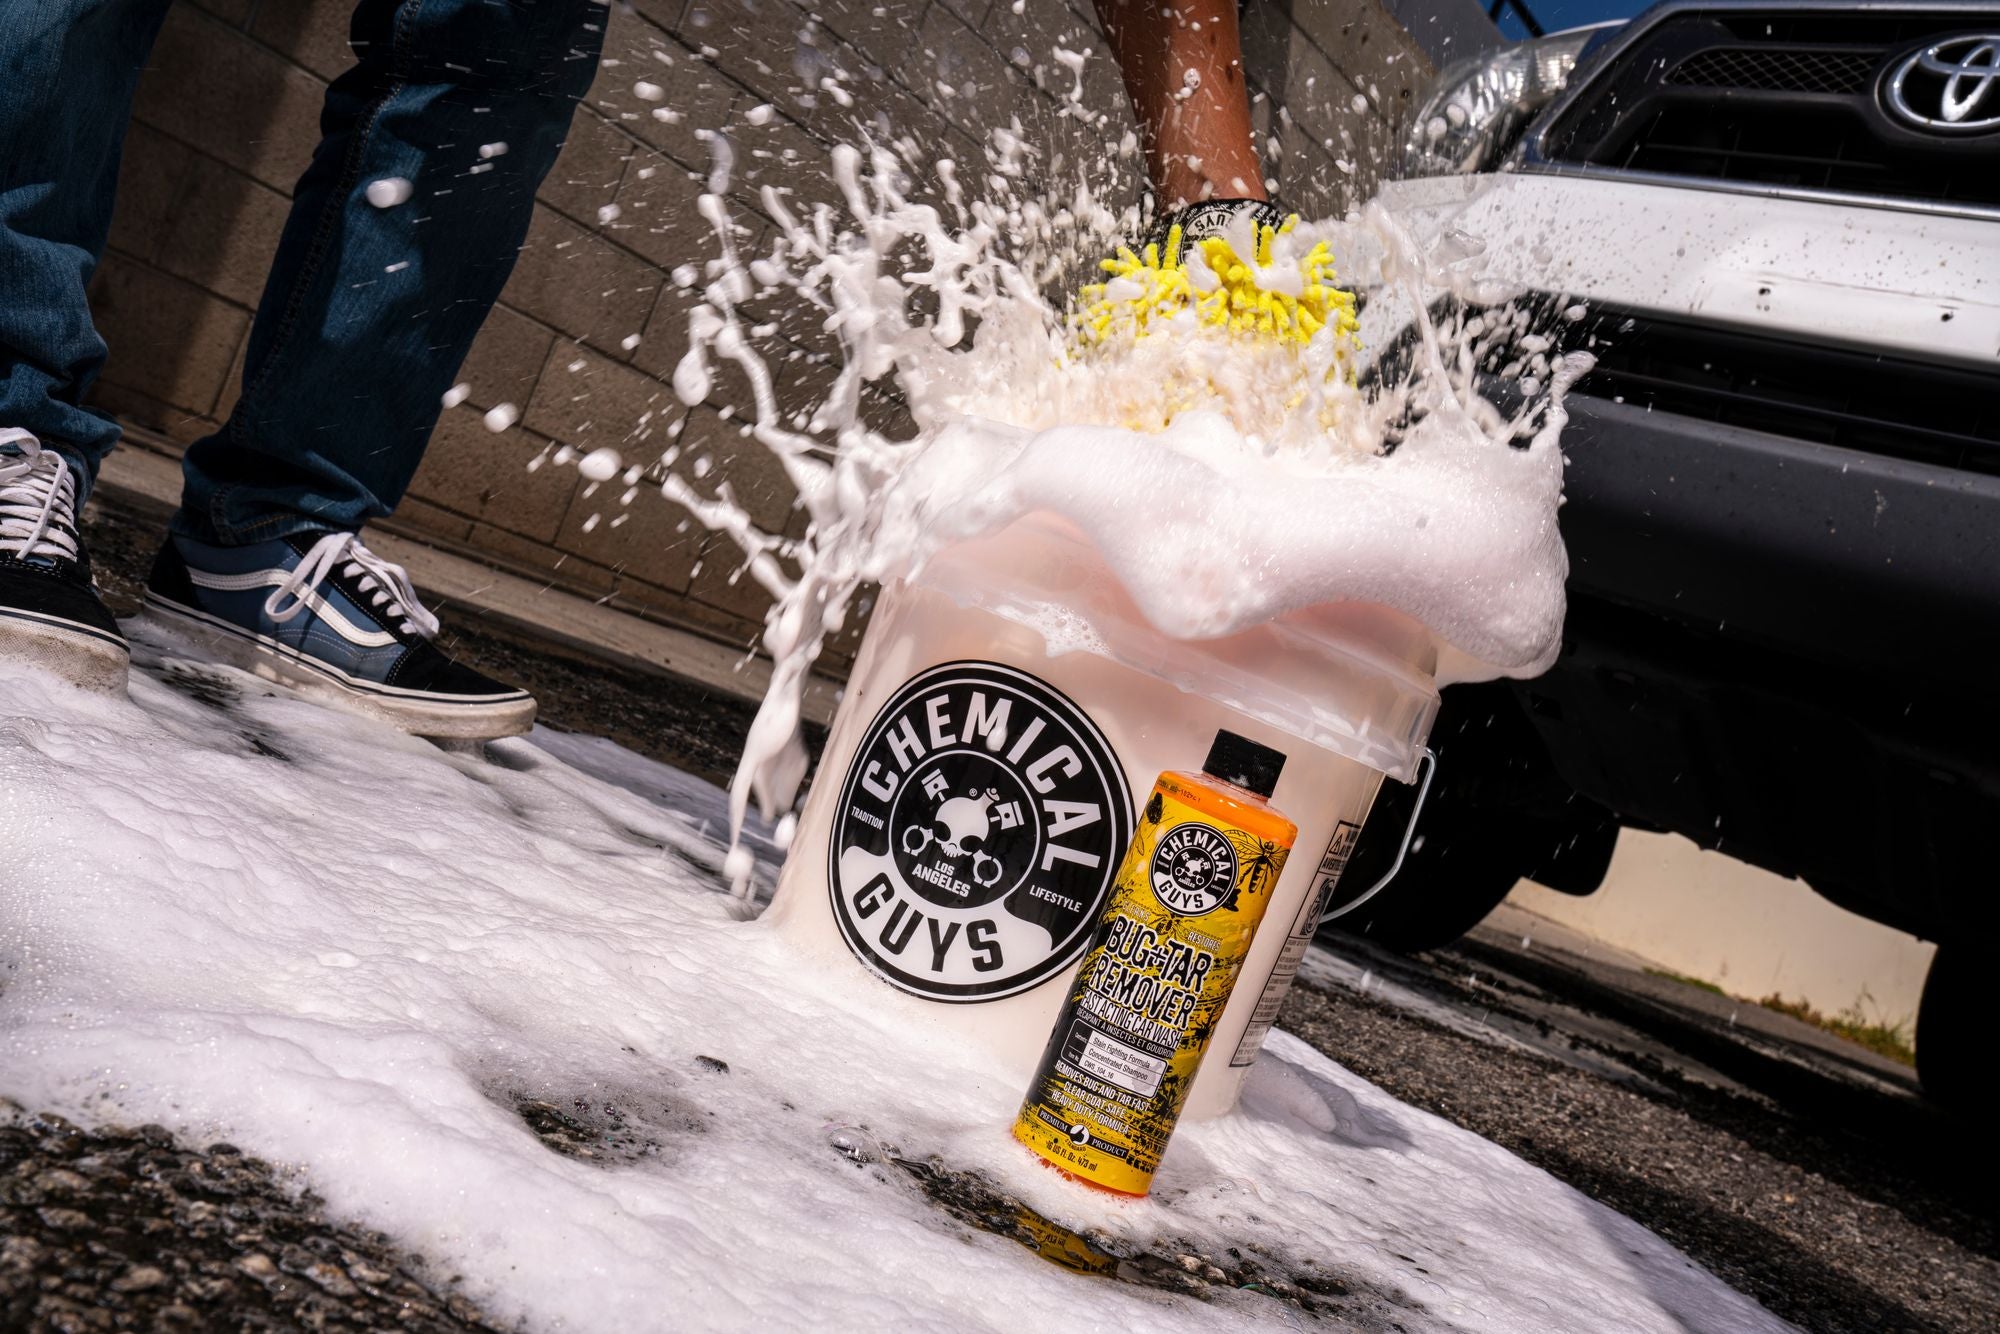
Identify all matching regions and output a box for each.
[768,510,1439,1119]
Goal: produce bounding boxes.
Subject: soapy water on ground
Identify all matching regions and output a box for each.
[0,633,1789,1333]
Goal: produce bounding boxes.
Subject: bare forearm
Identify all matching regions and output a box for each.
[1093,0,1265,208]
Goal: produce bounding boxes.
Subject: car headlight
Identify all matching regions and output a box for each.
[1400,29,1603,178]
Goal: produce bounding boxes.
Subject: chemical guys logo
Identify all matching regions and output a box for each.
[830,662,1134,1002]
[1149,822,1239,915]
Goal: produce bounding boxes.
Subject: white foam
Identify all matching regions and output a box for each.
[0,653,1785,1334]
[657,138,1583,886]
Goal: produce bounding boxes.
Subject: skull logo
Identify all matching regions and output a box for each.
[901,788,1006,887]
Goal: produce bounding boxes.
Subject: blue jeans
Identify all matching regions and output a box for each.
[0,0,604,544]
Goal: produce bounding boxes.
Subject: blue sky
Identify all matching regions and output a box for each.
[1493,0,1656,40]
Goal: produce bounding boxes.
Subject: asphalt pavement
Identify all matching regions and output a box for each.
[1293,909,1997,1334]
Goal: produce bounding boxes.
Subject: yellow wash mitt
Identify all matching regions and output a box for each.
[1071,213,1361,351]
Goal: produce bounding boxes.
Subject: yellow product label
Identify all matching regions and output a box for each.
[1012,777,1294,1195]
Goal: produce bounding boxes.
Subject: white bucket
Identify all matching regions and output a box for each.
[767,511,1439,1119]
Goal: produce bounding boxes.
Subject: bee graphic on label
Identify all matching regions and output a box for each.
[1224,831,1287,909]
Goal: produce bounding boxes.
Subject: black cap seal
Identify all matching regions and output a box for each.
[1202,730,1286,799]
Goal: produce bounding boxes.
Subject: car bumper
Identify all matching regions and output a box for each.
[1558,394,2000,686]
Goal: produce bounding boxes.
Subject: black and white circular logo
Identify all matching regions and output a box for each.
[1149,823,1238,916]
[829,661,1132,1002]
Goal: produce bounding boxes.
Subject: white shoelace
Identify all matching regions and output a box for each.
[0,428,82,562]
[264,530,441,640]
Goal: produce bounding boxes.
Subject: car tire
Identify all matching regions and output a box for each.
[1916,947,1980,1113]
[1329,810,1527,953]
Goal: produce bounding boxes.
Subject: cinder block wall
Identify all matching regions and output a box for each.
[89,0,1432,661]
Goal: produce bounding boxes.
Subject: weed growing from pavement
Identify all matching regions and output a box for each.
[1756,994,1917,1067]
[1645,967,1729,997]
[1646,969,1917,1066]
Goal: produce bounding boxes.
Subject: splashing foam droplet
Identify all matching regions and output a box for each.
[365,177,413,208]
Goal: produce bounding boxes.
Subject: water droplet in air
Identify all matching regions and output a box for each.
[365,177,413,208]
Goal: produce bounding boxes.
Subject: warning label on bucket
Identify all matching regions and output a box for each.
[1062,1020,1167,1097]
[1228,820,1362,1066]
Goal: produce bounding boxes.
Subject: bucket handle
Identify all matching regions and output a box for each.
[1318,747,1437,926]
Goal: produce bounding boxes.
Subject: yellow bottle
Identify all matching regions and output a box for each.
[1013,730,1297,1196]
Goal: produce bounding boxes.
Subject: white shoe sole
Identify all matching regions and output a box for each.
[0,607,130,694]
[140,594,536,741]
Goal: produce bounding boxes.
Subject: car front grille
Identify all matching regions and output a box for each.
[1534,7,2000,212]
[1556,309,2000,476]
[1663,46,1877,93]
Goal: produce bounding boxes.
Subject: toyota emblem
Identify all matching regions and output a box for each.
[1883,34,2000,133]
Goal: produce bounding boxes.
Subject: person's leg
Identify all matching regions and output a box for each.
[0,0,175,495]
[172,0,608,546]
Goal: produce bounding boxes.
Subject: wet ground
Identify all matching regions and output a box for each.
[1290,916,1999,1334]
[10,496,1990,1332]
[0,1104,507,1333]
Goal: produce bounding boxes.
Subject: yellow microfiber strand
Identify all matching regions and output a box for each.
[1070,214,1361,351]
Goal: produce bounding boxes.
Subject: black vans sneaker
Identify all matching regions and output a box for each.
[0,429,128,692]
[143,527,537,740]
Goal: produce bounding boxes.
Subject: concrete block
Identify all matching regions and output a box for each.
[631,261,708,382]
[106,125,197,269]
[499,204,663,357]
[726,110,840,230]
[406,409,583,544]
[248,0,360,82]
[976,0,1103,84]
[1286,0,1431,120]
[678,0,819,98]
[687,531,781,630]
[156,155,293,309]
[87,381,221,454]
[89,254,251,422]
[459,304,559,413]
[379,493,474,547]
[462,520,622,597]
[587,0,677,105]
[538,108,640,227]
[671,404,803,531]
[808,0,929,75]
[914,3,1041,142]
[131,8,327,197]
[607,141,709,271]
[522,344,680,457]
[215,332,249,425]
[552,471,705,595]
[935,0,990,28]
[599,45,742,172]
[187,0,254,27]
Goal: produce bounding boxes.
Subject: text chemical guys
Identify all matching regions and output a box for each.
[1014,729,1298,1195]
